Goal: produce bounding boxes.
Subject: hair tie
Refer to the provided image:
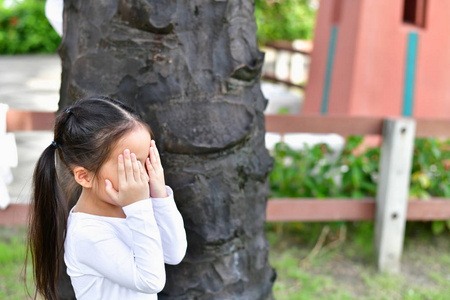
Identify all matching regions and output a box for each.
[65,108,71,114]
[51,141,59,149]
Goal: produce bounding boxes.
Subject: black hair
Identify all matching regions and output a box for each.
[27,96,151,299]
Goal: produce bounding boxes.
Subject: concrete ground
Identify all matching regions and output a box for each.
[1,55,60,204]
[0,55,60,112]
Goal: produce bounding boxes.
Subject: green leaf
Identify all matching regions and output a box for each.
[255,0,317,44]
[0,0,61,54]
[431,221,446,235]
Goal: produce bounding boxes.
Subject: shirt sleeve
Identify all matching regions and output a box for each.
[75,199,166,294]
[151,186,187,265]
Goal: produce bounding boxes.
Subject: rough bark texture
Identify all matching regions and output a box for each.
[58,1,275,299]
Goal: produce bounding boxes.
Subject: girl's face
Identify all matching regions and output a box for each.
[93,124,152,206]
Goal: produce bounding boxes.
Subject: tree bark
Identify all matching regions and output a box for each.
[58,1,275,298]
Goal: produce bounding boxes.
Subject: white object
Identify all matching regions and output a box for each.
[0,104,18,209]
[45,0,63,36]
[375,119,416,273]
[265,132,345,158]
[261,82,303,114]
[64,186,187,300]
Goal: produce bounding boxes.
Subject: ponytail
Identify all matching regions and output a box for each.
[27,143,68,300]
[26,96,151,299]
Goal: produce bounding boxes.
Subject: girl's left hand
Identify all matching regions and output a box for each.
[146,140,168,198]
[105,149,150,207]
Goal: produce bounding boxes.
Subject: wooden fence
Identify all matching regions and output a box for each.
[266,114,450,222]
[261,41,310,90]
[265,114,450,273]
[1,110,55,225]
[2,111,450,272]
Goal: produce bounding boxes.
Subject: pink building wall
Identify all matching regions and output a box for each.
[414,1,450,117]
[304,0,450,118]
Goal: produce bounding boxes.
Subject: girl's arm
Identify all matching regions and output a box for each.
[75,149,167,293]
[151,186,187,265]
[72,199,166,294]
[146,141,187,264]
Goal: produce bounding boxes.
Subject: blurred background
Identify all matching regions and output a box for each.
[0,1,449,299]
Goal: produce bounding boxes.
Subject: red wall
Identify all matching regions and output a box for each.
[303,0,334,114]
[414,0,450,118]
[304,0,450,118]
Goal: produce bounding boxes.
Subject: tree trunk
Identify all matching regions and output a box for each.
[58,1,275,298]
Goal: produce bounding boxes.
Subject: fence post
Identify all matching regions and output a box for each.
[374,118,416,273]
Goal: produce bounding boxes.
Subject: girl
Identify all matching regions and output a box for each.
[28,96,187,300]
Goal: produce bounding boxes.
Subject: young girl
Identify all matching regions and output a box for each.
[28,96,187,300]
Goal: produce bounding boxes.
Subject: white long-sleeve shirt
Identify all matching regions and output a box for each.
[64,186,187,300]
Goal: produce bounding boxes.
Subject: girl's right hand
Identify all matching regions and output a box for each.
[105,149,150,207]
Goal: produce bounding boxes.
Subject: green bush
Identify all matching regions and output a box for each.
[254,0,317,45]
[270,136,450,199]
[269,136,379,198]
[410,138,450,199]
[0,0,316,53]
[0,0,61,54]
[269,136,450,233]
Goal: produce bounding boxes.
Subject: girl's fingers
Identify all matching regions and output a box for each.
[139,161,149,182]
[131,152,140,182]
[152,140,161,165]
[123,149,133,180]
[104,179,119,204]
[149,145,157,166]
[118,154,126,183]
[146,157,155,175]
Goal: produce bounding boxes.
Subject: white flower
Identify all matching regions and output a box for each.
[341,165,349,173]
[283,156,293,167]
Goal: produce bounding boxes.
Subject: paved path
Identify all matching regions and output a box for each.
[1,55,60,204]
[0,55,60,111]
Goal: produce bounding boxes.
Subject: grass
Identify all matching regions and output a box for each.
[268,221,450,300]
[0,226,33,300]
[0,224,449,299]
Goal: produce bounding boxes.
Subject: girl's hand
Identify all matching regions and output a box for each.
[146,140,168,198]
[105,149,150,207]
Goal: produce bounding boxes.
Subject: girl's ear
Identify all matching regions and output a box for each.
[73,167,94,188]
